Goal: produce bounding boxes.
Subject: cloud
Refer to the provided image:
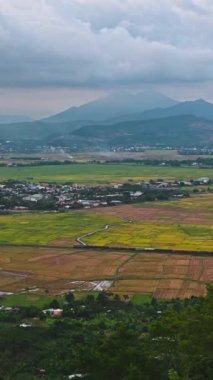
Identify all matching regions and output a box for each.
[0,0,213,89]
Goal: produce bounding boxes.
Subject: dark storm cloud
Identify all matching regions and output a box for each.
[0,0,213,88]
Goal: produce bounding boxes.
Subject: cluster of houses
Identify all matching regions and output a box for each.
[0,177,211,211]
[110,145,180,152]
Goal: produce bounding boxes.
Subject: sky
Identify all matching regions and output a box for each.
[0,0,213,117]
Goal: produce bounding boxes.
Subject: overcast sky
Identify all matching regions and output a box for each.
[1,0,213,117]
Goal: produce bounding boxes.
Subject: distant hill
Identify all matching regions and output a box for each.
[0,119,91,141]
[112,99,213,123]
[1,114,212,149]
[72,115,213,147]
[0,115,33,124]
[43,91,178,123]
[1,97,213,149]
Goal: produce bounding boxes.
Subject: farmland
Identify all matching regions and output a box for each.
[0,212,119,246]
[0,246,130,294]
[111,253,213,298]
[94,193,213,220]
[0,163,212,183]
[85,194,213,251]
[0,194,212,250]
[0,246,212,299]
[0,194,212,298]
[84,222,213,251]
[2,149,213,166]
[67,149,213,162]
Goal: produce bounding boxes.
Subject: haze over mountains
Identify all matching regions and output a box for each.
[0,92,213,148]
[0,115,33,124]
[43,91,178,123]
[116,99,213,123]
[72,115,213,147]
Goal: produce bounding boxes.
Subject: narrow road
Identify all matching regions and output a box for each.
[76,224,111,246]
[76,217,133,247]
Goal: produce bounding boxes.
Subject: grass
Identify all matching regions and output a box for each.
[0,212,119,245]
[0,163,212,184]
[74,291,100,299]
[0,293,56,308]
[0,291,103,308]
[131,294,152,305]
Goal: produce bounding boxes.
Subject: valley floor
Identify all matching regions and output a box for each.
[0,193,212,299]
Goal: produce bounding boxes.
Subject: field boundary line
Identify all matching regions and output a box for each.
[73,245,213,256]
[0,242,212,256]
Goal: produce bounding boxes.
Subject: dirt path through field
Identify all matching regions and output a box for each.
[76,224,111,246]
[75,217,133,246]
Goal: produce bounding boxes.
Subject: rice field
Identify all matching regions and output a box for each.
[86,194,213,251]
[111,253,213,298]
[0,163,212,183]
[0,212,119,246]
[84,222,213,251]
[0,246,131,294]
[0,193,212,299]
[0,246,212,299]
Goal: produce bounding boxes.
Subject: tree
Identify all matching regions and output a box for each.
[49,299,60,309]
[65,292,75,304]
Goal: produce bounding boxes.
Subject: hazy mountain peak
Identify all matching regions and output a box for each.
[194,98,209,103]
[116,98,213,123]
[43,91,178,123]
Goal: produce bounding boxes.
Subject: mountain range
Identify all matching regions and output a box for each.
[113,99,213,123]
[0,92,213,148]
[43,91,178,123]
[70,114,213,147]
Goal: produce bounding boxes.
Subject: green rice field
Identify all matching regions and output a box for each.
[0,212,119,245]
[0,163,212,184]
[84,221,213,251]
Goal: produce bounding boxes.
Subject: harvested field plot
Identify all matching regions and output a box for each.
[0,246,131,294]
[92,194,213,224]
[95,205,213,224]
[112,279,159,294]
[0,247,212,298]
[93,204,212,225]
[117,253,212,281]
[111,253,212,298]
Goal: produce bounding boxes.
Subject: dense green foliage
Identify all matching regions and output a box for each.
[0,289,212,380]
[1,157,213,168]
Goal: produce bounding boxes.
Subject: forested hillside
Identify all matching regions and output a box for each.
[0,288,212,379]
[73,115,213,147]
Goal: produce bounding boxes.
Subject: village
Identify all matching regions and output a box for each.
[0,177,211,212]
